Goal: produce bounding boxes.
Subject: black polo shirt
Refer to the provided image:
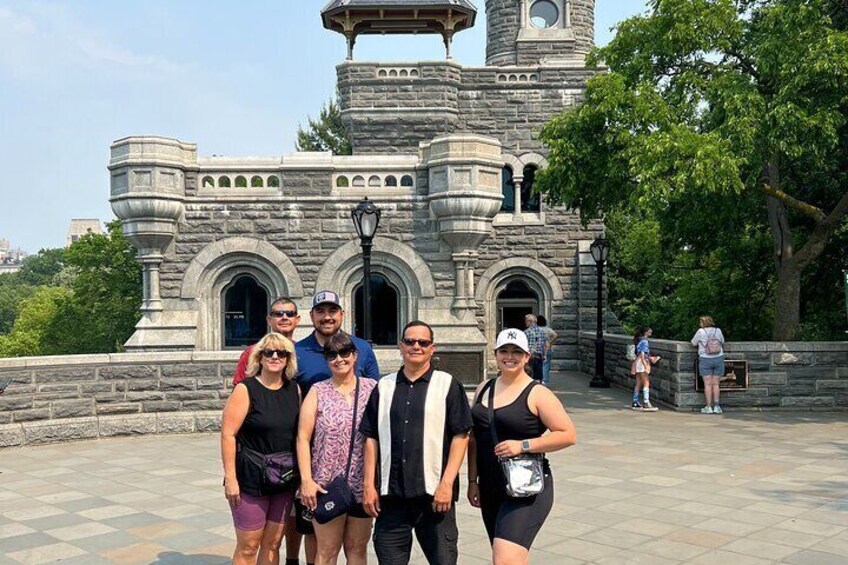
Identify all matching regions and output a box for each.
[360,365,472,500]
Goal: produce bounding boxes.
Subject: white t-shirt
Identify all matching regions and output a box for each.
[690,327,725,358]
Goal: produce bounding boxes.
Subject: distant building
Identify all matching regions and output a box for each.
[0,239,27,274]
[66,219,102,247]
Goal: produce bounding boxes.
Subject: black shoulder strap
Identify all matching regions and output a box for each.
[474,378,497,405]
[487,378,499,446]
[344,376,361,480]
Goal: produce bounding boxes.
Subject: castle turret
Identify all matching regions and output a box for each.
[486,0,595,66]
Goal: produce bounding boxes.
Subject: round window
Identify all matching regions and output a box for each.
[530,0,559,29]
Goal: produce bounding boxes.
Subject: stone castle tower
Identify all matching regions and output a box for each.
[109,1,605,380]
[485,0,595,66]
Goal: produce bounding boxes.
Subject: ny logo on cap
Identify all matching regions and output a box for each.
[507,331,518,339]
[316,292,327,303]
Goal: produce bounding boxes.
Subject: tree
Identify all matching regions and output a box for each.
[41,221,142,354]
[0,286,71,357]
[536,0,848,340]
[0,284,38,334]
[296,97,352,155]
[12,248,66,286]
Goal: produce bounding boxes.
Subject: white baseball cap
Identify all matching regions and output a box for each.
[495,328,530,353]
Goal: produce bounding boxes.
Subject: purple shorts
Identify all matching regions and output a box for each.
[230,490,295,531]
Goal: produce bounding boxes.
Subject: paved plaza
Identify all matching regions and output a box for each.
[0,372,846,565]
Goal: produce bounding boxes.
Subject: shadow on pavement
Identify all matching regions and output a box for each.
[149,552,229,565]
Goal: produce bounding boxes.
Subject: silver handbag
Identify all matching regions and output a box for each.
[488,379,546,498]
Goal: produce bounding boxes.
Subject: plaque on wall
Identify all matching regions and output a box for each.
[432,352,484,385]
[694,359,749,391]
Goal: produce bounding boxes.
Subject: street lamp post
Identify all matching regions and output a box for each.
[351,198,382,342]
[589,237,611,388]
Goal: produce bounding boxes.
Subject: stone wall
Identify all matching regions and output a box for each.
[0,349,405,447]
[579,332,848,410]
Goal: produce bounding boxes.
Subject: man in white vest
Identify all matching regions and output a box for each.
[360,320,472,564]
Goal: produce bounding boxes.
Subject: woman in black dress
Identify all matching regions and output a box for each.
[467,328,576,565]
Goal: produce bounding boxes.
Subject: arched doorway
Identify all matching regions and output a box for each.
[496,279,539,332]
[354,274,399,345]
[223,275,268,348]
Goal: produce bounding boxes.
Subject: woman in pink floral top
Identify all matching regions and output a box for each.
[297,331,376,565]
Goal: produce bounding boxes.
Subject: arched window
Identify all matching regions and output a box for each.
[223,275,268,348]
[352,175,366,187]
[251,176,264,188]
[384,175,398,187]
[501,166,515,212]
[496,278,539,333]
[336,175,350,188]
[202,176,215,188]
[400,175,414,187]
[218,176,231,188]
[235,176,247,188]
[354,274,399,346]
[521,165,541,212]
[268,176,280,188]
[368,175,382,187]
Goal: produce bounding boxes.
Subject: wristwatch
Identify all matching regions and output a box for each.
[521,440,532,453]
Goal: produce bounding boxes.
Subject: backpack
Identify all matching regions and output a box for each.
[625,344,637,361]
[705,329,722,355]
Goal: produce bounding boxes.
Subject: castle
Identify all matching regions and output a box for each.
[109,1,604,381]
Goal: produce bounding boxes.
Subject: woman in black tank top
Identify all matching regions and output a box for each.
[467,328,577,564]
[221,332,300,565]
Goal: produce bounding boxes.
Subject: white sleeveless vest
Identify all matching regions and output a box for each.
[377,370,454,496]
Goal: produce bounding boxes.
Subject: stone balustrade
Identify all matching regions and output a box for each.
[578,332,848,410]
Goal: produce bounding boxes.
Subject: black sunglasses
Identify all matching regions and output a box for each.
[261,349,290,359]
[269,309,298,318]
[401,338,432,348]
[324,347,355,361]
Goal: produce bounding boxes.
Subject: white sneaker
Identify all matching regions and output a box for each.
[713,405,723,414]
[700,406,714,414]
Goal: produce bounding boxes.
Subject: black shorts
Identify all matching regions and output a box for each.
[479,474,554,549]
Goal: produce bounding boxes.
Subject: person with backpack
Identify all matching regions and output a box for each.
[691,316,726,414]
[630,326,659,411]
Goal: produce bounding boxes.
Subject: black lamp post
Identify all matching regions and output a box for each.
[589,237,611,388]
[351,198,382,342]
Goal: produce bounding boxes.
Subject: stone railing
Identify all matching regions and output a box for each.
[0,349,404,447]
[578,332,848,410]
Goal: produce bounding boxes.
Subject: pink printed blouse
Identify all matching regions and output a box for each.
[310,377,376,502]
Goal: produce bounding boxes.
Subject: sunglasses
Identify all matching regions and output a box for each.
[324,348,355,361]
[269,309,298,318]
[401,338,433,348]
[261,349,290,359]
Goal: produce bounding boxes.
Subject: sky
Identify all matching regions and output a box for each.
[0,0,648,253]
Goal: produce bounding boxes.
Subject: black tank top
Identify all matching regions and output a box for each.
[236,376,300,495]
[472,379,548,492]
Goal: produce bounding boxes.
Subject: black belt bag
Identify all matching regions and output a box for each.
[240,446,299,492]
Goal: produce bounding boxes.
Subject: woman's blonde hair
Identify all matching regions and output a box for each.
[699,315,715,328]
[247,333,297,381]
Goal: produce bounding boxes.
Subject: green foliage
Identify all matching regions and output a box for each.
[0,286,72,357]
[296,98,352,156]
[41,221,142,355]
[537,0,848,340]
[11,248,66,286]
[0,284,38,334]
[0,221,142,357]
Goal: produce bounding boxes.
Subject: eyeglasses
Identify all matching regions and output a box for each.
[401,338,433,348]
[324,348,355,361]
[261,349,290,359]
[270,310,298,318]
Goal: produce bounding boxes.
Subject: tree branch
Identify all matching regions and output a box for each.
[789,187,848,269]
[760,183,827,224]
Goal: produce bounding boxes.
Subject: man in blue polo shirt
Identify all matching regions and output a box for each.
[295,290,381,394]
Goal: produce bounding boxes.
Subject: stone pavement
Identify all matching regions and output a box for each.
[0,372,846,565]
